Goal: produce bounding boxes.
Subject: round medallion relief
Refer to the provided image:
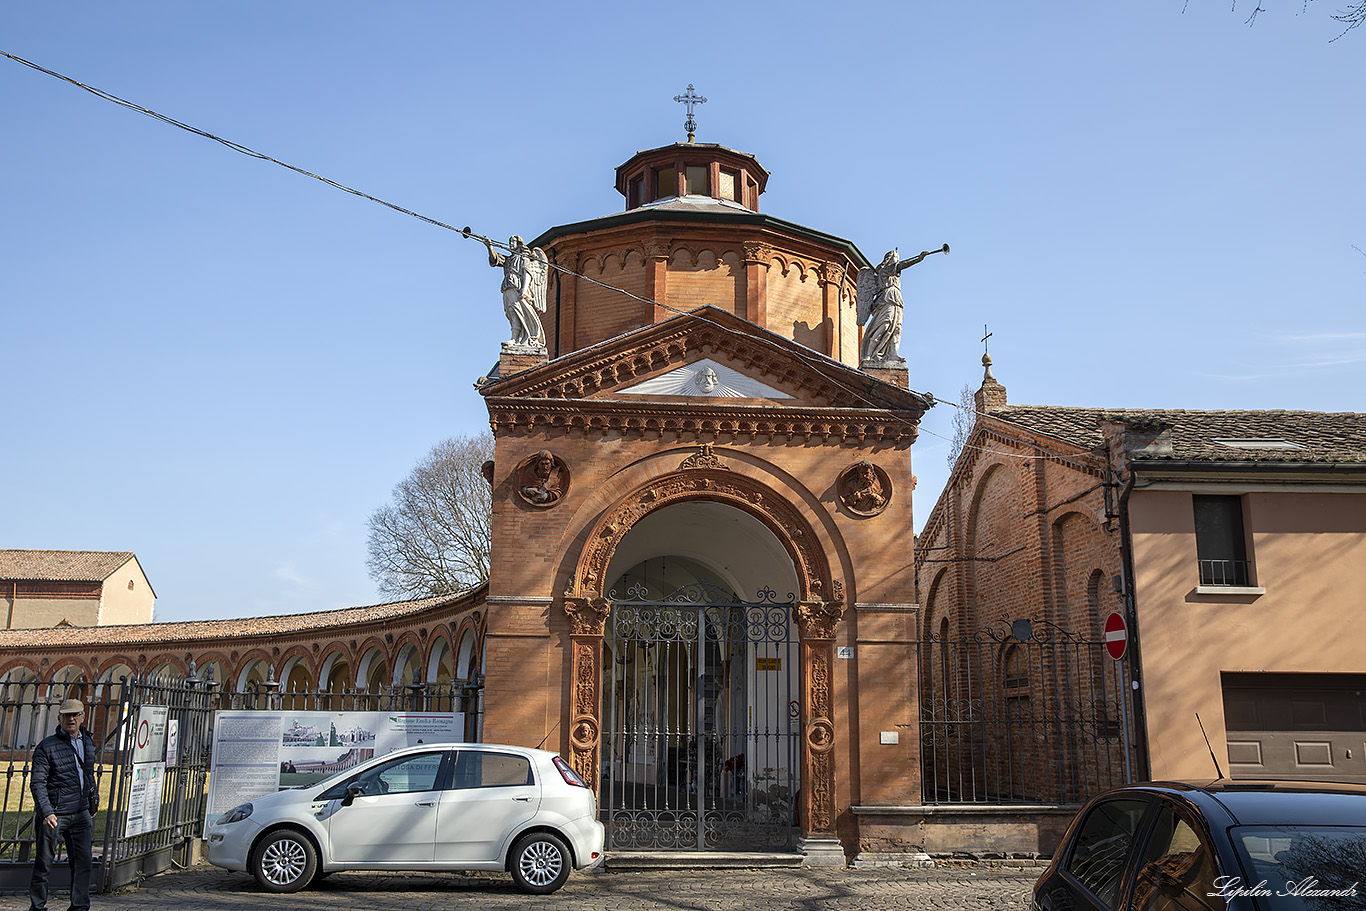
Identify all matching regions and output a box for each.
[837,461,892,517]
[514,450,570,508]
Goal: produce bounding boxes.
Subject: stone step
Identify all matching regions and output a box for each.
[603,851,806,870]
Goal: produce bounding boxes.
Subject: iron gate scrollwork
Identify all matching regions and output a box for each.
[603,579,798,851]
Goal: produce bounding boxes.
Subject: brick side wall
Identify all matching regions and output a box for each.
[914,419,1127,803]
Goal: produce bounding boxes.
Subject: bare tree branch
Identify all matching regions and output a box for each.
[1198,0,1364,36]
[366,432,494,598]
[948,383,977,468]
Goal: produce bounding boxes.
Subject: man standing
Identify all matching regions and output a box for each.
[30,698,98,911]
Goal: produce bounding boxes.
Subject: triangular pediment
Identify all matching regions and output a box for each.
[613,358,792,399]
[479,306,930,415]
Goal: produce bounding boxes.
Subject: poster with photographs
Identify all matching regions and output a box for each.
[205,710,463,825]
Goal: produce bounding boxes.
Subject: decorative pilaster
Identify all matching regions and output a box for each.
[645,237,672,323]
[562,596,610,791]
[741,241,771,326]
[795,588,846,839]
[819,262,845,359]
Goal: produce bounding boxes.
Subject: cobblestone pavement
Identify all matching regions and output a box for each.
[2,862,1039,910]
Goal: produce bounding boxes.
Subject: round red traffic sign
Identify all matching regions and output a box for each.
[1103,612,1127,660]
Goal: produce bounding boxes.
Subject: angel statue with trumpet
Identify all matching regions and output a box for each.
[483,233,550,352]
[857,243,948,367]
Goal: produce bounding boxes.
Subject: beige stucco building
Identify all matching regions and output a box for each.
[1,550,156,628]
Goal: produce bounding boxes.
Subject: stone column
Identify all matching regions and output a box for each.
[561,596,610,791]
[795,593,846,865]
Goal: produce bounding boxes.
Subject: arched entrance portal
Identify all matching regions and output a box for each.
[601,503,799,850]
[562,467,846,854]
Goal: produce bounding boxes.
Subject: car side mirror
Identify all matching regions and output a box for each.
[342,784,364,807]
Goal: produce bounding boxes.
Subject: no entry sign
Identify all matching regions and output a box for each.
[1104,612,1128,660]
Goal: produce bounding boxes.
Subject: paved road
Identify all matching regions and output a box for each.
[3,862,1039,910]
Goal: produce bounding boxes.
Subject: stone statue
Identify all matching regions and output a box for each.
[856,244,947,366]
[486,235,550,351]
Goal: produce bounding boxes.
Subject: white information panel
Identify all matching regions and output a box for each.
[204,710,463,826]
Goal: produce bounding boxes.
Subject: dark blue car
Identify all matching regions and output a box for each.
[1032,780,1366,910]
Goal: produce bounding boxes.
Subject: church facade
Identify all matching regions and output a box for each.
[475,141,933,860]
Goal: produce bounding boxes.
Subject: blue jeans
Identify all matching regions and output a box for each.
[29,810,92,911]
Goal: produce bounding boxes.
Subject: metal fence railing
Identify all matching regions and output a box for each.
[918,619,1138,806]
[0,673,480,892]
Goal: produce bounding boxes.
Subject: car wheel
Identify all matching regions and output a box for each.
[510,831,571,894]
[250,828,318,893]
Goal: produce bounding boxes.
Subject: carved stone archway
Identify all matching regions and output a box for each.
[562,466,846,842]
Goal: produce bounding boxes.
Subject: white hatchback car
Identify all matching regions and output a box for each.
[206,743,604,894]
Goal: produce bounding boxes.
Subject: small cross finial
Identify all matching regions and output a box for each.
[981,324,993,355]
[673,83,707,142]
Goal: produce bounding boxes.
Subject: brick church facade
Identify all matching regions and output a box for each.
[0,139,945,862]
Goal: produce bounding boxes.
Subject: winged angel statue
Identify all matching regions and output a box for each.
[856,244,947,366]
[486,235,550,351]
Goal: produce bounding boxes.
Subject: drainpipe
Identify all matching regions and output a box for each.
[1114,457,1152,781]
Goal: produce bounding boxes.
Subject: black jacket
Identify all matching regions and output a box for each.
[31,726,98,817]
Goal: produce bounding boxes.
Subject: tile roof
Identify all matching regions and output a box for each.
[0,588,482,650]
[989,407,1366,463]
[0,550,136,582]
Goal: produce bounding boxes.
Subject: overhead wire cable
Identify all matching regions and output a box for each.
[1,51,482,243]
[6,50,1059,465]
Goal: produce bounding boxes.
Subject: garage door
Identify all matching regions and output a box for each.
[1222,673,1366,783]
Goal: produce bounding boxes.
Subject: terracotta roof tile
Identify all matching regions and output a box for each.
[0,550,136,582]
[989,407,1366,463]
[0,587,483,649]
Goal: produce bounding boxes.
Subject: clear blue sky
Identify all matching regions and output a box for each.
[4,3,1362,623]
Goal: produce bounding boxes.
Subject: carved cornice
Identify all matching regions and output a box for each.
[485,399,919,446]
[571,469,831,602]
[479,308,931,414]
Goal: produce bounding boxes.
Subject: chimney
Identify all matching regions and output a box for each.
[974,353,1007,413]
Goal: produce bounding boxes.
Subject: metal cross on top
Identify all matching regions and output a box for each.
[673,83,707,142]
[982,324,993,355]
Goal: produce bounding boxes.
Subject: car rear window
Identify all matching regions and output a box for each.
[1064,797,1150,907]
[1229,825,1366,910]
[452,750,533,789]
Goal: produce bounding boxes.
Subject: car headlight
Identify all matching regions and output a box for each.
[218,802,254,825]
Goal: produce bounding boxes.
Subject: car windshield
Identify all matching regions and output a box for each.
[1228,825,1366,910]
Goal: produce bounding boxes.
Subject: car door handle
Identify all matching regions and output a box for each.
[512,796,532,802]
[415,800,436,807]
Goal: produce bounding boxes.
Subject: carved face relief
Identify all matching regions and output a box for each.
[695,367,720,394]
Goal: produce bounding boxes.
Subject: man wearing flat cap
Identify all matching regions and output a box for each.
[29,698,98,911]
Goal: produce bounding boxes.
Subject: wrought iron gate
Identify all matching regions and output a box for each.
[603,579,798,851]
[918,618,1138,805]
[0,673,214,892]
